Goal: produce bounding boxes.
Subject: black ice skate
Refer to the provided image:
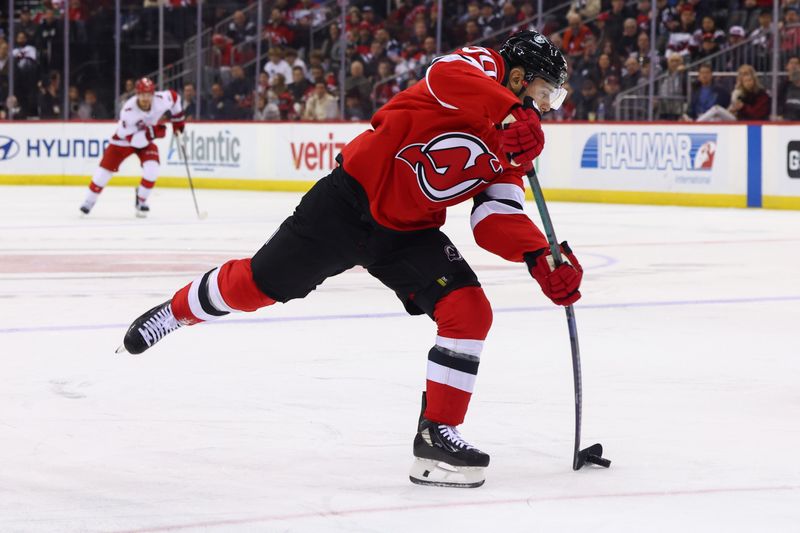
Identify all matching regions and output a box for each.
[409,393,490,488]
[135,189,150,218]
[79,200,94,215]
[116,301,182,354]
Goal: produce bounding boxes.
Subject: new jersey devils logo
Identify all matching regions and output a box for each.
[396,132,502,202]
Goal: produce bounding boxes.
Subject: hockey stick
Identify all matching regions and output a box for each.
[177,132,207,219]
[524,166,610,471]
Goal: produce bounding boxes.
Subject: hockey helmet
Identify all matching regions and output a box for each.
[135,77,156,94]
[500,30,568,109]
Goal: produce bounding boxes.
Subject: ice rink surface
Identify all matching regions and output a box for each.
[1,185,799,533]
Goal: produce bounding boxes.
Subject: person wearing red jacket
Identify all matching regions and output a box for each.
[116,31,580,488]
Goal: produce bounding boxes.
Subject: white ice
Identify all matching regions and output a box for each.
[1,185,799,533]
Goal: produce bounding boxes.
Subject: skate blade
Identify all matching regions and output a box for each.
[409,458,485,488]
[115,344,128,354]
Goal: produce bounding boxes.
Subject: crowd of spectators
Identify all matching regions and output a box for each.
[3,0,800,122]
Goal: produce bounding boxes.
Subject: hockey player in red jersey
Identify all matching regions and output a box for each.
[80,77,185,217]
[117,31,581,487]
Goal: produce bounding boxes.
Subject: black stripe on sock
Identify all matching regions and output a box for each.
[428,347,479,375]
[198,269,229,317]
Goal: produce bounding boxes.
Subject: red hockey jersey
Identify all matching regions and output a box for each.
[340,46,548,262]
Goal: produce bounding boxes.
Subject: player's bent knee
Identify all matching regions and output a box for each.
[433,286,493,341]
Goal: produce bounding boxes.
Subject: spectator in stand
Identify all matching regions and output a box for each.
[782,69,800,120]
[693,15,726,49]
[618,18,640,57]
[0,41,10,101]
[375,28,402,65]
[621,55,642,91]
[264,47,293,85]
[288,65,311,103]
[345,91,369,120]
[777,56,800,116]
[36,9,62,71]
[263,7,296,48]
[562,12,593,59]
[302,81,338,120]
[268,73,296,120]
[657,53,686,120]
[182,83,196,120]
[77,88,109,119]
[750,9,773,70]
[496,2,519,33]
[18,8,38,43]
[285,48,308,78]
[606,0,632,43]
[344,60,371,114]
[361,6,380,32]
[729,64,771,120]
[254,93,276,121]
[589,53,618,87]
[569,0,601,20]
[697,32,726,69]
[355,24,373,56]
[227,10,256,45]
[633,31,650,61]
[371,58,400,110]
[309,65,337,96]
[593,11,610,44]
[205,82,236,120]
[666,4,698,60]
[464,20,482,44]
[459,1,480,26]
[211,33,241,81]
[572,33,599,83]
[37,70,61,118]
[67,85,81,118]
[321,23,341,66]
[409,19,429,47]
[417,37,437,72]
[633,0,652,33]
[781,8,800,60]
[574,78,600,120]
[686,63,731,120]
[225,65,252,118]
[724,25,748,72]
[599,75,621,120]
[13,32,39,117]
[363,40,387,77]
[117,78,135,111]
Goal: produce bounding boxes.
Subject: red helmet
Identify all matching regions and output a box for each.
[135,77,156,94]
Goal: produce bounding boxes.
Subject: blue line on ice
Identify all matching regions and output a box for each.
[1,295,798,335]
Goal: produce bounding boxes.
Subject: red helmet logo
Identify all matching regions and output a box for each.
[396,132,502,202]
[135,77,156,94]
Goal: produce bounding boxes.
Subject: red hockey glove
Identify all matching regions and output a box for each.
[500,105,545,170]
[172,120,185,135]
[524,241,583,306]
[145,124,167,141]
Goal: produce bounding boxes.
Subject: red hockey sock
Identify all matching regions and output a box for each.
[171,258,276,324]
[424,287,493,426]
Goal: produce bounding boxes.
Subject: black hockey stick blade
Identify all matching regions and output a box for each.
[574,443,611,470]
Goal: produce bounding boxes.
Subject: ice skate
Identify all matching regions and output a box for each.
[79,202,92,215]
[409,392,489,488]
[135,189,150,218]
[116,301,182,354]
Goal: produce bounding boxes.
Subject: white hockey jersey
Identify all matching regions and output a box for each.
[111,90,184,149]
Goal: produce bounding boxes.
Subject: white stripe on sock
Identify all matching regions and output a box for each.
[207,267,235,313]
[427,360,477,393]
[435,335,484,357]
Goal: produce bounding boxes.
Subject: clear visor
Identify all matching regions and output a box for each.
[528,80,568,111]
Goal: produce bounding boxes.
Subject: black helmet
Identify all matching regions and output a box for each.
[500,30,567,87]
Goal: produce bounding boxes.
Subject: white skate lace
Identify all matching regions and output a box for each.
[137,305,181,347]
[439,425,475,450]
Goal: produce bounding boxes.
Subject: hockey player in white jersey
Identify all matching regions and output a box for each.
[79,77,185,217]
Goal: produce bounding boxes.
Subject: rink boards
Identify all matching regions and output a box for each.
[0,121,798,209]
